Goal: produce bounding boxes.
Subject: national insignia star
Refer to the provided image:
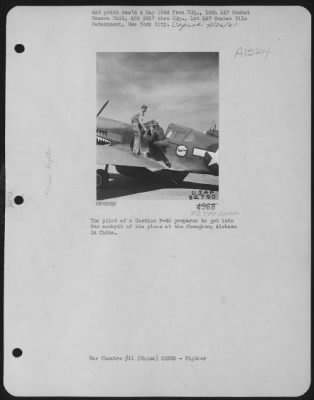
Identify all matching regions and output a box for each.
[207,149,219,167]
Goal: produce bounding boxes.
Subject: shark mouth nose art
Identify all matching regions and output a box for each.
[96,136,112,146]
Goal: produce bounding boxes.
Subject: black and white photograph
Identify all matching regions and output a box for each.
[96,52,219,201]
[4,5,310,397]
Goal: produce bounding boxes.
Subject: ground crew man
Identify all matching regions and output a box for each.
[131,104,148,155]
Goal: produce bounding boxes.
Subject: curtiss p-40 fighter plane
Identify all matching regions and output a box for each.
[96,101,219,188]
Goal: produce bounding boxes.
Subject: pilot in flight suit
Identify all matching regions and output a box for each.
[131,104,148,155]
[147,121,171,168]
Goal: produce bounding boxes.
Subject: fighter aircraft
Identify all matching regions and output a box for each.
[96,101,219,188]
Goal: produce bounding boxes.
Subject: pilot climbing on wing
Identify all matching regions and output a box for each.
[146,120,171,168]
[131,104,148,156]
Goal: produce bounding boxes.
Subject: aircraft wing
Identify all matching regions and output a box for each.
[97,144,184,171]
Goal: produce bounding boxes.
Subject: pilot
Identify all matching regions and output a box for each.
[147,121,171,168]
[131,104,148,156]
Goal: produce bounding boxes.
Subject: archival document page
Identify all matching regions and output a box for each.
[4,5,311,396]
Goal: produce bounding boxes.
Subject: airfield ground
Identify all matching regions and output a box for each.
[97,166,219,201]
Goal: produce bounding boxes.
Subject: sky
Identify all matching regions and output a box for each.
[96,52,219,132]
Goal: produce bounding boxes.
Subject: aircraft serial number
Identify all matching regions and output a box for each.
[189,190,216,200]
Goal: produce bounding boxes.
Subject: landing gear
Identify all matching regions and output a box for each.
[97,165,109,189]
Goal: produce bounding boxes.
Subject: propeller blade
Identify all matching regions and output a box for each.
[96,100,109,117]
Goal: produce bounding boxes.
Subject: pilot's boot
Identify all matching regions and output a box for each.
[162,155,171,168]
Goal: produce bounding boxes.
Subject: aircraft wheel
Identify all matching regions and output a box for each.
[97,169,109,189]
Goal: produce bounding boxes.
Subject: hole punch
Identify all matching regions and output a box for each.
[14,195,24,205]
[14,44,25,53]
[12,348,23,358]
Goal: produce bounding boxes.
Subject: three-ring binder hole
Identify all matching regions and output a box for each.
[14,44,25,53]
[14,195,24,205]
[12,348,23,358]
